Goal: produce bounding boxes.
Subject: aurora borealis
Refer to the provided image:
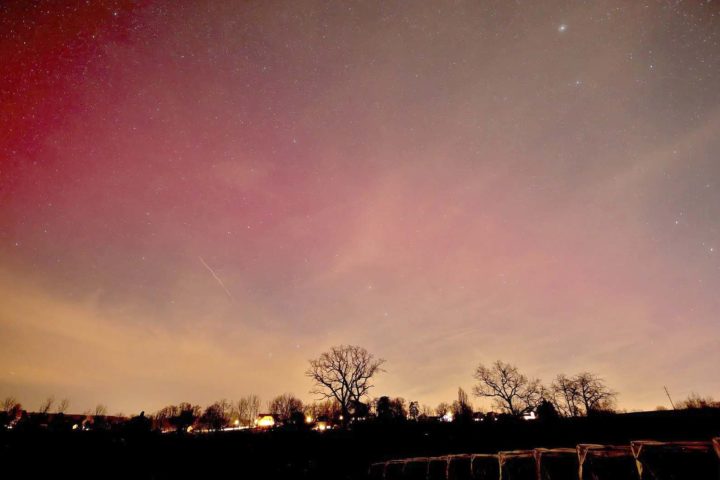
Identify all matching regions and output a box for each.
[1,1,719,415]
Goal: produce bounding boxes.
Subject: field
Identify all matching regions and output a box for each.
[2,409,719,479]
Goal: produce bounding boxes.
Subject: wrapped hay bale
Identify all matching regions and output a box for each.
[631,440,717,480]
[368,462,385,480]
[577,444,636,480]
[404,457,430,480]
[385,460,406,480]
[534,448,578,480]
[428,456,449,480]
[499,450,536,480]
[470,454,500,480]
[447,454,473,480]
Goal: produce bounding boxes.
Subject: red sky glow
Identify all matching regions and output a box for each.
[1,0,719,415]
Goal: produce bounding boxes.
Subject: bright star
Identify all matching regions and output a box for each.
[558,24,567,33]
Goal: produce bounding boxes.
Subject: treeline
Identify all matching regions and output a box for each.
[150,395,342,432]
[0,396,135,433]
[2,346,718,433]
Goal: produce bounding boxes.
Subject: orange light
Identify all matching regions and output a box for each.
[313,421,330,431]
[256,415,275,428]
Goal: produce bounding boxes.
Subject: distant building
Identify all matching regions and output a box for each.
[313,420,332,431]
[254,414,276,428]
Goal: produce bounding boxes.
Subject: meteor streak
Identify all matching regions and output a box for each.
[198,256,233,299]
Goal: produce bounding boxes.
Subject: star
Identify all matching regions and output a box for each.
[558,24,568,33]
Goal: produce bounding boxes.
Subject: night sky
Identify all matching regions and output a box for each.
[1,1,719,415]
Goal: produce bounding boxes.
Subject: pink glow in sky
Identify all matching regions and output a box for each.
[1,1,719,415]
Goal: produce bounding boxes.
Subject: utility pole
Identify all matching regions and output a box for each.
[663,386,676,410]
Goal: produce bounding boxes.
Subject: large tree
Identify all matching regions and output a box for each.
[236,395,261,427]
[574,372,617,414]
[375,396,407,421]
[268,393,303,423]
[306,345,385,423]
[153,405,178,431]
[452,387,474,422]
[436,402,452,418]
[551,372,617,416]
[472,360,542,416]
[153,403,201,432]
[551,374,581,417]
[200,400,231,431]
[408,401,420,421]
[171,403,202,432]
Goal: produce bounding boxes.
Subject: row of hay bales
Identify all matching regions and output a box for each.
[368,438,720,480]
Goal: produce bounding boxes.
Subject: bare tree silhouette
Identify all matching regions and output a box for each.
[551,372,617,416]
[306,345,385,424]
[408,401,420,420]
[1,397,22,427]
[574,372,617,414]
[236,395,261,427]
[473,360,542,416]
[2,396,19,413]
[452,387,474,422]
[38,396,54,414]
[56,398,70,414]
[200,400,231,431]
[551,374,582,417]
[304,400,341,422]
[268,393,303,423]
[436,402,451,418]
[173,403,202,432]
[677,392,719,409]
